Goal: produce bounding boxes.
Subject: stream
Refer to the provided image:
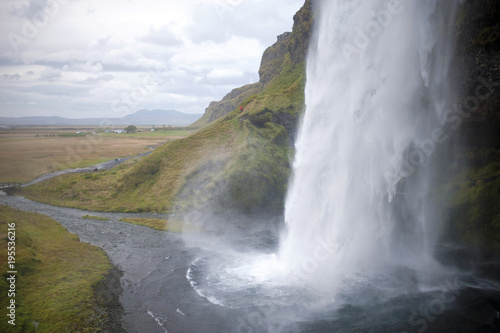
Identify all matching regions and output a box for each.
[0,192,239,333]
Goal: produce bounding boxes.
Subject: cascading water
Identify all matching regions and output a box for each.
[183,1,484,330]
[279,0,460,294]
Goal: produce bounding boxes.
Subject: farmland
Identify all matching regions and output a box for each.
[0,126,194,183]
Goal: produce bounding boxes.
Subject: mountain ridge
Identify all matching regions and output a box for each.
[0,109,201,126]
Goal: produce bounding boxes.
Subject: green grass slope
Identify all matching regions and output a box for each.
[18,0,314,215]
[18,60,305,214]
[0,205,121,332]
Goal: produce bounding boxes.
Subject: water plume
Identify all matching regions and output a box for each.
[279,0,460,295]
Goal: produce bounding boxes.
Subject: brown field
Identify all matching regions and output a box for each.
[0,126,193,183]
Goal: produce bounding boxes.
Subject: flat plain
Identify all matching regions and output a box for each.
[0,126,194,183]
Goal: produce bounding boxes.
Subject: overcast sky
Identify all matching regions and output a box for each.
[0,0,304,118]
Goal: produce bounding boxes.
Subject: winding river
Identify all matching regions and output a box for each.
[0,192,241,333]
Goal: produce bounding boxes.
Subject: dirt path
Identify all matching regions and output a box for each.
[22,150,154,187]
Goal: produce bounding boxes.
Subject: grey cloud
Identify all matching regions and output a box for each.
[9,0,60,19]
[154,70,256,101]
[16,49,164,73]
[0,73,22,80]
[0,0,303,118]
[0,71,35,81]
[0,57,20,67]
[40,67,61,80]
[84,73,114,83]
[8,82,91,96]
[89,36,120,49]
[186,3,230,44]
[101,63,163,73]
[186,2,295,45]
[138,25,183,47]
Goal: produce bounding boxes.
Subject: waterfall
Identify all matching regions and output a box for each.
[279,0,459,293]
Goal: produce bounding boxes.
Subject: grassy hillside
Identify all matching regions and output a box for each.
[18,60,305,214]
[17,120,236,212]
[17,0,313,215]
[0,205,121,332]
[191,82,263,128]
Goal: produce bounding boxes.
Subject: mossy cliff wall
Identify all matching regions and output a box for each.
[438,0,500,254]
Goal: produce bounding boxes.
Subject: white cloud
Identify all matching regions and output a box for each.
[137,25,183,47]
[170,36,263,73]
[207,68,244,79]
[40,66,61,80]
[0,0,305,118]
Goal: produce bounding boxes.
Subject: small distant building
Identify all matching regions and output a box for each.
[150,129,155,132]
[113,130,125,134]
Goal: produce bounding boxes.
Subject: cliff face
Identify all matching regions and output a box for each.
[192,0,313,128]
[438,0,500,254]
[259,0,313,83]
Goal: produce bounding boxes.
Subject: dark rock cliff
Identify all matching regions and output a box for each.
[438,0,500,255]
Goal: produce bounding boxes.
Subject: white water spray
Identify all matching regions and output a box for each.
[280,0,459,293]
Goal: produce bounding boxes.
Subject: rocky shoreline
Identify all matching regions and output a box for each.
[91,265,126,333]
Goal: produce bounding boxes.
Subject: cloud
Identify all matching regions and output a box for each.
[9,0,58,19]
[137,25,183,47]
[40,66,61,80]
[207,68,244,79]
[72,60,103,73]
[0,0,305,118]
[170,36,263,74]
[84,73,114,83]
[0,73,22,80]
[186,0,304,46]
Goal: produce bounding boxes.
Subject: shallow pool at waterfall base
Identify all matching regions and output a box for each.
[185,254,500,332]
[220,287,500,332]
[294,287,500,333]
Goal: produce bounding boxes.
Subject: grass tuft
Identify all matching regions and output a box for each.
[82,214,109,221]
[118,217,185,232]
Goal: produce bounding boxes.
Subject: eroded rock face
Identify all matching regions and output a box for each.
[454,0,500,122]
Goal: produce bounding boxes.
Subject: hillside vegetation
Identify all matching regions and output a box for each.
[19,0,314,214]
[0,205,122,332]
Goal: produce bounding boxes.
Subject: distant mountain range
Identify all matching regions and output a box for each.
[0,109,202,126]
